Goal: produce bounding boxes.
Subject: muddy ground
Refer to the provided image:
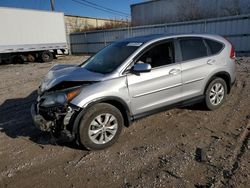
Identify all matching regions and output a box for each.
[0,56,249,188]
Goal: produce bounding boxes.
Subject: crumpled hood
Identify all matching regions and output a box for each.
[40,64,104,92]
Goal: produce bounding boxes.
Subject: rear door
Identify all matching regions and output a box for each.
[126,40,182,116]
[178,37,212,100]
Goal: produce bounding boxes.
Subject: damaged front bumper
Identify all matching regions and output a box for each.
[31,101,81,141]
[31,103,54,132]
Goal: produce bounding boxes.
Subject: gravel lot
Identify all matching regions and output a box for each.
[0,55,249,188]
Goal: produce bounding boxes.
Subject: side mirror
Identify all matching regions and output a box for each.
[132,61,152,73]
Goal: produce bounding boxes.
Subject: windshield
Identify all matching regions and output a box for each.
[81,41,141,74]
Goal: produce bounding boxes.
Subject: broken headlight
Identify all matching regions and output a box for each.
[41,88,81,107]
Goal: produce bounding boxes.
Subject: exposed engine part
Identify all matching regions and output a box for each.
[63,106,75,126]
[32,113,55,132]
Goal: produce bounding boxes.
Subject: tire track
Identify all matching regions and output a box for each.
[196,64,250,187]
[214,118,250,187]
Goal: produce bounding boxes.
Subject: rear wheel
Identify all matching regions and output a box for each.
[40,51,53,62]
[78,103,123,150]
[205,77,227,110]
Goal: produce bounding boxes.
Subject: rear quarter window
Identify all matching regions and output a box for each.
[205,39,224,55]
[179,38,208,61]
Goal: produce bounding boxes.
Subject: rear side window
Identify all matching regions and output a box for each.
[180,38,208,61]
[205,39,223,55]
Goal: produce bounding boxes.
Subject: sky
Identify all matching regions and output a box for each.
[0,0,144,20]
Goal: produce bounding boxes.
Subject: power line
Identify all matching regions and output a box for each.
[72,0,129,17]
[80,0,129,16]
[71,0,130,17]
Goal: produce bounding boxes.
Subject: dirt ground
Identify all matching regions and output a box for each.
[0,55,249,188]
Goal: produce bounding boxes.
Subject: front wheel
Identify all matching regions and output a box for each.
[205,77,227,110]
[78,103,123,150]
[12,55,25,64]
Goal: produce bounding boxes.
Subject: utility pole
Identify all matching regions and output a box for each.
[50,0,55,11]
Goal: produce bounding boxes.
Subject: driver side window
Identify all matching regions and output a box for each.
[138,41,175,68]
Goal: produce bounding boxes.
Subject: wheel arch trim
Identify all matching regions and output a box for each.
[72,96,132,138]
[204,71,232,94]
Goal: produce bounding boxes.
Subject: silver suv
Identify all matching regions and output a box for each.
[31,34,236,150]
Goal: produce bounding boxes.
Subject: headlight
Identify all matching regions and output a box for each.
[41,88,81,107]
[41,93,67,107]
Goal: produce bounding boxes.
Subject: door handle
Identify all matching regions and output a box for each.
[207,59,215,65]
[169,69,181,75]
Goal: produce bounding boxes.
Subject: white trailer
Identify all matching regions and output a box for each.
[0,7,68,63]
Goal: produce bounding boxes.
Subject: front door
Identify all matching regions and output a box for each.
[126,40,182,116]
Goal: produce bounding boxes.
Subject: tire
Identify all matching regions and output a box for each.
[205,77,227,110]
[12,55,25,64]
[40,51,53,62]
[78,103,123,150]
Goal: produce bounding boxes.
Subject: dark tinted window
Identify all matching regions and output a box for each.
[138,41,174,68]
[180,38,208,61]
[205,39,223,55]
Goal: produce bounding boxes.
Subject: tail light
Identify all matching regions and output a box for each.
[224,37,236,59]
[230,45,236,59]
